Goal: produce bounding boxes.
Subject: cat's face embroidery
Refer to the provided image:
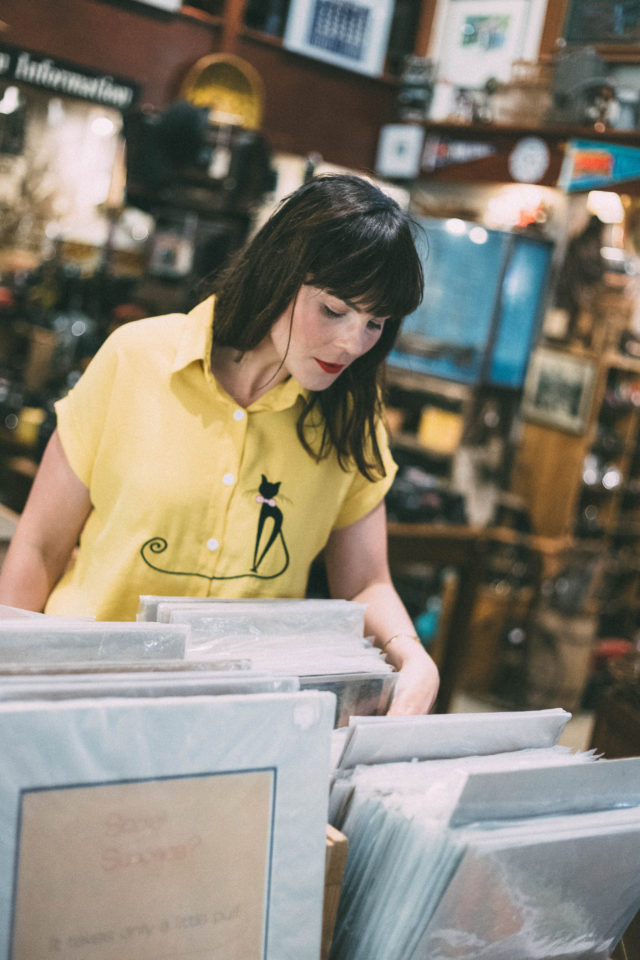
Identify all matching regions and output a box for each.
[259,474,280,498]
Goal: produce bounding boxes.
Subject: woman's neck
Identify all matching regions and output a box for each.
[211,342,290,408]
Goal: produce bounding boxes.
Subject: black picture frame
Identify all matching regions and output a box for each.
[564,0,640,46]
[522,346,597,435]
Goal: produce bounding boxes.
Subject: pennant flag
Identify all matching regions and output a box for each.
[560,138,640,192]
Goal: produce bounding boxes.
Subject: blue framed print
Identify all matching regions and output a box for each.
[283,0,395,77]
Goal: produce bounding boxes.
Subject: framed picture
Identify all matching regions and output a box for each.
[283,0,396,77]
[564,0,640,46]
[540,0,640,61]
[428,0,548,88]
[522,346,597,435]
[375,123,425,179]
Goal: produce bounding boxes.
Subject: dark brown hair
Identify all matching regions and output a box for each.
[213,174,424,479]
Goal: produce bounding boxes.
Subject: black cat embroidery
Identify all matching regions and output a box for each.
[140,472,290,580]
[252,474,286,572]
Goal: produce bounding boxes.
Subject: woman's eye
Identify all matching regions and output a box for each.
[323,305,344,319]
[368,320,384,332]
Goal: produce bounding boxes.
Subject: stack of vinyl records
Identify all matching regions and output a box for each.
[139,596,397,725]
[0,618,191,665]
[0,608,307,704]
[0,609,337,959]
[329,710,640,960]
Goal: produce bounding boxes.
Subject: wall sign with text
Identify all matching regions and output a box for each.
[0,43,139,111]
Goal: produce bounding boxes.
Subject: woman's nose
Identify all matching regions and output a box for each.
[335,318,369,357]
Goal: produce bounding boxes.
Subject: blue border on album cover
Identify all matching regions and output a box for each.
[8,767,277,959]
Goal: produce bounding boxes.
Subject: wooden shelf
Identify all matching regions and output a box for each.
[178,4,223,28]
[602,351,640,376]
[417,120,640,191]
[421,119,640,146]
[386,365,472,403]
[239,25,283,48]
[390,432,455,461]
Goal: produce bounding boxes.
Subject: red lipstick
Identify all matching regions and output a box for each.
[315,359,345,374]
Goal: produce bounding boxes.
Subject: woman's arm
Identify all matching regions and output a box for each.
[323,500,439,715]
[0,430,92,612]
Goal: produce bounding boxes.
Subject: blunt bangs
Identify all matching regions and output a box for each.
[306,216,424,324]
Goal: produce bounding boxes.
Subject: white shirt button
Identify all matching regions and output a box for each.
[233,409,245,421]
[206,538,219,551]
[222,473,235,486]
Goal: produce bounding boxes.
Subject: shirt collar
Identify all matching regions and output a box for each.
[171,296,309,412]
[171,296,215,378]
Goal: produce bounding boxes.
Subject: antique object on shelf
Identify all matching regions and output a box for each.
[179,53,264,130]
[396,55,435,122]
[491,59,554,127]
[546,45,612,128]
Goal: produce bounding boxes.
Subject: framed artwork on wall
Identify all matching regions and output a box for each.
[539,0,640,60]
[427,0,548,88]
[564,0,640,45]
[283,0,396,77]
[521,346,597,435]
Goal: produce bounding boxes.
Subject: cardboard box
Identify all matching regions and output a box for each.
[322,825,348,960]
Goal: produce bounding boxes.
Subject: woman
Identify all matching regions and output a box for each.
[0,174,439,714]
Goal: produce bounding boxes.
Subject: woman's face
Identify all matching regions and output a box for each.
[268,285,386,390]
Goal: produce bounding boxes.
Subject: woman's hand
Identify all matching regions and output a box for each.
[323,501,440,717]
[381,635,440,715]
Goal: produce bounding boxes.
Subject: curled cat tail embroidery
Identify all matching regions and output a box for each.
[140,534,289,581]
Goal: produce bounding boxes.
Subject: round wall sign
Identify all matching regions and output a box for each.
[508,136,551,183]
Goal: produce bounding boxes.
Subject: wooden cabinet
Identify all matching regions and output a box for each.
[511,349,640,643]
[510,419,590,539]
[511,351,640,540]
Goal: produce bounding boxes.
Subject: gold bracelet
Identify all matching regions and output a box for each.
[380,633,421,654]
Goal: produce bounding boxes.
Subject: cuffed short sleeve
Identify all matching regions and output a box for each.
[332,417,397,530]
[54,332,121,487]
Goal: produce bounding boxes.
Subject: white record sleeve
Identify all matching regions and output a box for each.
[0,690,335,959]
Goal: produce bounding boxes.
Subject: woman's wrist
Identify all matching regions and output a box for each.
[380,632,422,654]
[379,633,427,670]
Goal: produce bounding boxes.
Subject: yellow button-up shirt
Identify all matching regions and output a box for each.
[46,298,397,620]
